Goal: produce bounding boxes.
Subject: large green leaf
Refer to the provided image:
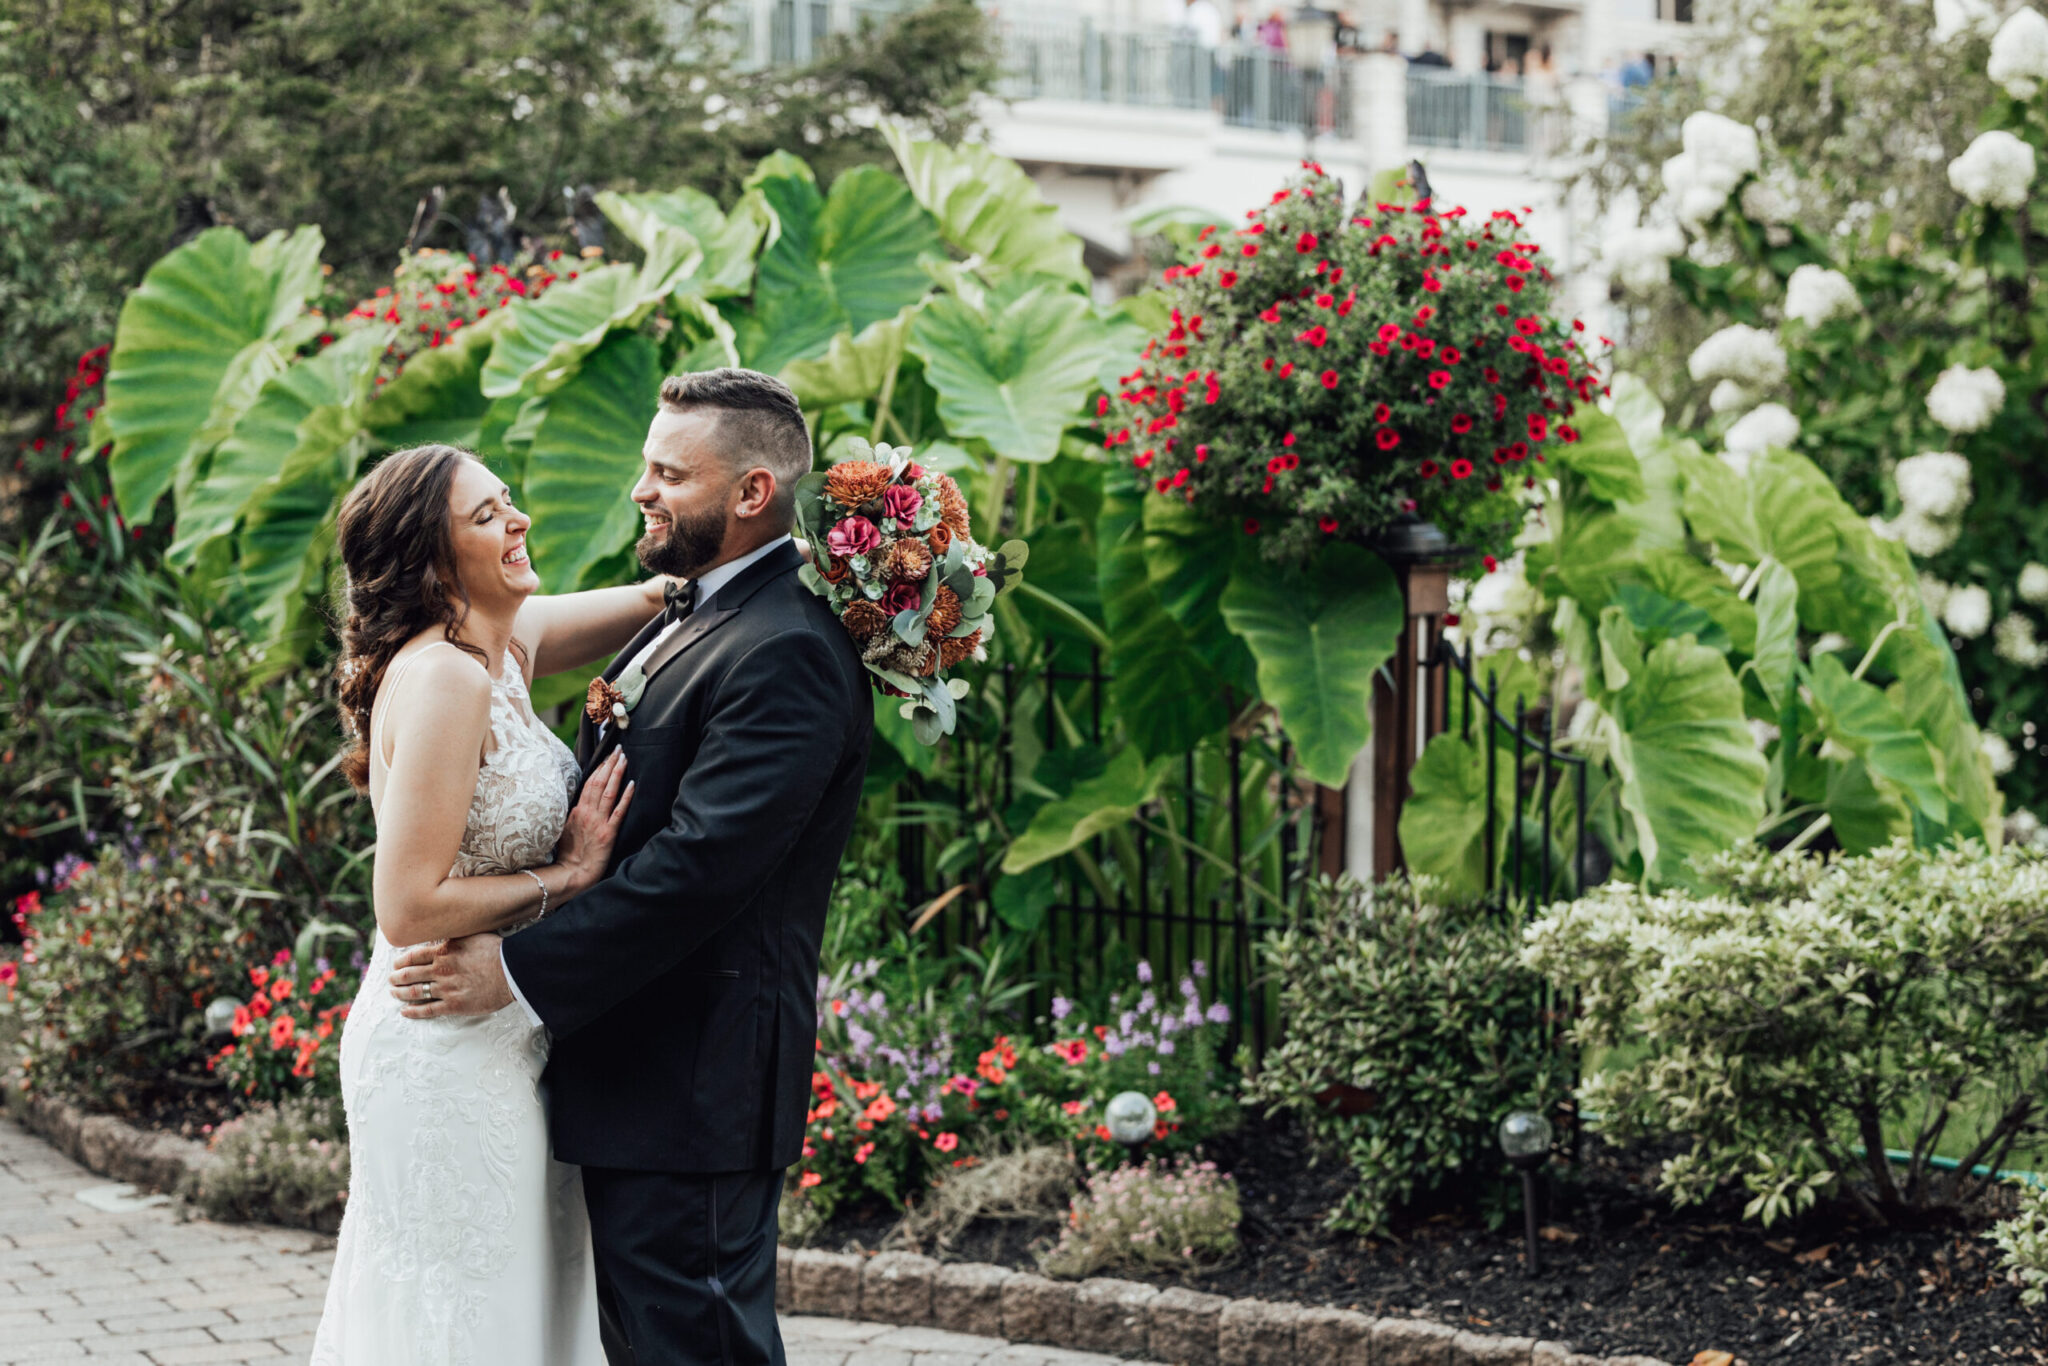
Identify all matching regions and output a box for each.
[1098,486,1230,757]
[597,187,764,298]
[1676,447,1762,564]
[479,249,691,400]
[1219,543,1404,788]
[1595,616,1768,885]
[103,226,326,524]
[1824,755,1913,855]
[1551,406,1646,505]
[170,327,393,567]
[1001,744,1173,873]
[1888,626,2002,842]
[364,308,507,450]
[781,305,918,411]
[884,125,1089,288]
[1748,560,1799,711]
[741,163,942,375]
[522,331,662,594]
[909,284,1106,464]
[1398,729,1513,901]
[1613,582,1730,653]
[1140,495,1255,687]
[1802,652,1948,826]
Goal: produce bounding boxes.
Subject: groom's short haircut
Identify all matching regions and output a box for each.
[658,369,813,528]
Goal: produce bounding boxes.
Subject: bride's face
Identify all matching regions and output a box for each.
[446,458,539,606]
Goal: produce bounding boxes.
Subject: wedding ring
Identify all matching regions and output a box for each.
[420,982,436,1002]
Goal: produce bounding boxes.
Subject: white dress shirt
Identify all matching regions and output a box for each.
[500,534,793,1028]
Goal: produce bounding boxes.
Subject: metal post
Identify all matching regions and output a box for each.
[1521,1169,1541,1276]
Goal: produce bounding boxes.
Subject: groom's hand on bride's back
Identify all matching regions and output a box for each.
[389,934,515,1019]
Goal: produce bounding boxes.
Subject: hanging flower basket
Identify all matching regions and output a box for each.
[1108,163,1611,567]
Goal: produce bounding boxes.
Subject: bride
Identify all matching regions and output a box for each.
[309,443,655,1364]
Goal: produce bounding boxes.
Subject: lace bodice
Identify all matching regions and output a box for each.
[372,642,581,889]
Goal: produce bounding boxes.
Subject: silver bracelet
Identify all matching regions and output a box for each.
[522,869,549,919]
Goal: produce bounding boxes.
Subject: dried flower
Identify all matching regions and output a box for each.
[826,461,896,509]
[935,474,972,537]
[926,585,963,637]
[881,538,934,585]
[939,628,983,670]
[842,601,889,642]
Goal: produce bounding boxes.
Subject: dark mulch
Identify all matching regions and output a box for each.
[820,1113,2048,1364]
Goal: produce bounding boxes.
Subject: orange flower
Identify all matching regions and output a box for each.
[854,1141,876,1165]
[231,1006,252,1037]
[852,1079,882,1101]
[882,537,933,585]
[933,1133,958,1153]
[864,1094,897,1122]
[938,629,982,670]
[1062,1099,1087,1116]
[814,1097,837,1119]
[268,1015,296,1051]
[1153,1091,1177,1113]
[1054,1039,1089,1066]
[799,1170,824,1188]
[250,967,269,988]
[935,474,971,536]
[251,995,273,1019]
[842,601,889,642]
[269,978,293,1002]
[1094,1124,1113,1142]
[825,461,896,509]
[925,585,962,638]
[822,555,850,585]
[926,521,954,556]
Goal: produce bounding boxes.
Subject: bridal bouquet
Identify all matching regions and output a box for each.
[794,440,1024,744]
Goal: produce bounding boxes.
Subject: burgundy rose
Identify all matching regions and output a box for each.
[881,582,922,615]
[827,515,880,559]
[880,484,923,529]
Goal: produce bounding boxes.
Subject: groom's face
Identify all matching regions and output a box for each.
[633,408,738,579]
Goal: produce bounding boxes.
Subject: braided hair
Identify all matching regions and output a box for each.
[333,445,491,793]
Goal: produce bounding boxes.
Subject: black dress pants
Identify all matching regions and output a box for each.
[582,1165,785,1366]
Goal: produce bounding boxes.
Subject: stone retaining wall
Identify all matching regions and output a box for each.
[8,1089,1672,1366]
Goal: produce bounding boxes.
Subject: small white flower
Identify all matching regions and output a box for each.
[1983,729,2017,777]
[1719,447,1754,478]
[1895,511,1962,558]
[1689,324,1789,391]
[1990,7,2048,97]
[1605,223,1686,294]
[1944,583,1994,638]
[1725,402,1801,456]
[1783,265,1862,327]
[2021,562,2048,605]
[2008,807,2048,847]
[1709,380,1756,414]
[1935,0,2001,43]
[1926,363,2007,432]
[1996,613,2048,667]
[1920,574,1953,617]
[1739,177,1796,226]
[1948,130,2036,210]
[1894,451,1974,519]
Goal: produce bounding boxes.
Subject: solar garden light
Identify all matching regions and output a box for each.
[1498,1109,1554,1277]
[1105,1091,1159,1164]
[203,996,243,1039]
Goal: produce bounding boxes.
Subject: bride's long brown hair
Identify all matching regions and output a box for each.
[333,445,491,793]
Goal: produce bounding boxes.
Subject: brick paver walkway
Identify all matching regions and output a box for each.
[0,1117,1139,1365]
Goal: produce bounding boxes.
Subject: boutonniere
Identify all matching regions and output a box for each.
[583,662,650,730]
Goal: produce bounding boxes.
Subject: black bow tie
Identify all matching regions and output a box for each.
[662,579,698,625]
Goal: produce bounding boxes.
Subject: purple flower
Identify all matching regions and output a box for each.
[1104,1035,1126,1057]
[1119,1010,1138,1034]
[1157,1038,1176,1055]
[314,957,331,975]
[1159,1015,1179,1036]
[1148,1061,1163,1075]
[827,515,881,559]
[1205,1002,1231,1024]
[1190,960,1208,979]
[881,484,923,528]
[1051,995,1074,1021]
[1183,1002,1203,1028]
[1137,991,1156,1015]
[1137,960,1154,984]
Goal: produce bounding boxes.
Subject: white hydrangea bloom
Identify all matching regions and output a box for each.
[1948,130,2037,209]
[1996,613,2048,667]
[1783,265,1862,327]
[1983,729,2017,777]
[1719,448,1754,477]
[1944,582,1994,638]
[2020,561,2048,605]
[1605,223,1686,294]
[1989,8,2048,98]
[1709,380,1757,414]
[1935,0,2002,43]
[1725,402,1801,456]
[1689,324,1789,390]
[1895,511,1962,557]
[1738,175,1798,226]
[1920,574,1953,617]
[1682,111,1762,180]
[2009,808,2048,848]
[1893,451,1974,519]
[1926,363,2007,432]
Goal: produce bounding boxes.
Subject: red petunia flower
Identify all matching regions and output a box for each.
[1296,231,1318,253]
[1451,413,1473,434]
[1243,519,1260,535]
[1320,370,1340,390]
[1318,516,1339,534]
[1375,428,1400,451]
[1219,270,1238,288]
[1450,458,1474,479]
[1374,403,1392,424]
[1419,460,1440,478]
[1429,370,1452,390]
[1259,305,1282,324]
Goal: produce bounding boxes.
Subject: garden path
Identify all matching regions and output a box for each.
[0,1118,1147,1366]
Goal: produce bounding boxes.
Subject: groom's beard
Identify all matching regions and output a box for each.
[635,503,729,580]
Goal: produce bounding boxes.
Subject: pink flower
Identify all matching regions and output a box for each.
[0,962,16,988]
[827,516,880,559]
[880,484,922,528]
[882,582,922,615]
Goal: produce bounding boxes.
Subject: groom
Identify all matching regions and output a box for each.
[390,368,873,1364]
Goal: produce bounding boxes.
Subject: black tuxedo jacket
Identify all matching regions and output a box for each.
[501,540,872,1172]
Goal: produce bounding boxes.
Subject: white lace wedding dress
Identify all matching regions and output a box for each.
[310,642,604,1366]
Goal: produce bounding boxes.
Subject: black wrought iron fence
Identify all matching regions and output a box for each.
[893,644,1319,1061]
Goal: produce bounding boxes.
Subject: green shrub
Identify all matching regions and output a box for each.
[183,1095,349,1232]
[1991,1183,2048,1307]
[1040,1158,1239,1279]
[1248,875,1572,1234]
[1524,841,2048,1225]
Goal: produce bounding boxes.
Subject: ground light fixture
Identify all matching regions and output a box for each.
[1498,1109,1553,1276]
[203,996,243,1039]
[1104,1090,1159,1161]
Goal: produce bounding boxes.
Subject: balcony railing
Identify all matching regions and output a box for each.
[994,20,1354,140]
[1406,67,1539,154]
